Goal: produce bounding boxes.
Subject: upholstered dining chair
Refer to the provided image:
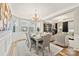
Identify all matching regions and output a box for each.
[25,32,32,51]
[25,31,36,51]
[37,34,51,55]
[54,32,69,47]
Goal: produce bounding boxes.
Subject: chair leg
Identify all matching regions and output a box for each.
[29,44,31,51]
[48,45,50,53]
[29,41,32,51]
[42,48,44,56]
[48,45,52,55]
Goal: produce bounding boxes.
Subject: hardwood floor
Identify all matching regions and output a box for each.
[57,47,79,56]
[74,50,79,56]
[57,48,68,56]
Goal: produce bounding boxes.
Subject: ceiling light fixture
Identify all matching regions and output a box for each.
[32,9,39,21]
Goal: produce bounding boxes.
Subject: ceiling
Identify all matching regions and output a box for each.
[9,3,79,20]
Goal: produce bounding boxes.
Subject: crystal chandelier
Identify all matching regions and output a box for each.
[32,9,39,21]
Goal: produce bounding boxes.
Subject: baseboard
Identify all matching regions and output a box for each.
[55,44,68,48]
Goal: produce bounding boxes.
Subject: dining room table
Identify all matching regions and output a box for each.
[30,32,48,54]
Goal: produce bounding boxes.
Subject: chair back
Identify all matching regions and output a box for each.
[55,32,67,46]
[42,34,51,47]
[26,32,31,49]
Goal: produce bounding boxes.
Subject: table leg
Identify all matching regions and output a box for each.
[36,41,39,54]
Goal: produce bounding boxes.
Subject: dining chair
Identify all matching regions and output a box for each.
[25,32,32,51]
[25,32,37,51]
[54,32,69,47]
[37,34,51,55]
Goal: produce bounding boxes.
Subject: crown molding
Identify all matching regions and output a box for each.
[42,4,79,20]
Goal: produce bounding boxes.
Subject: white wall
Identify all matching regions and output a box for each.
[9,15,44,33]
[68,20,74,32]
[57,22,62,32]
[74,7,79,51]
[52,11,75,33]
[36,21,43,33]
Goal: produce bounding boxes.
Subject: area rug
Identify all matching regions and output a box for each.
[9,40,63,56]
